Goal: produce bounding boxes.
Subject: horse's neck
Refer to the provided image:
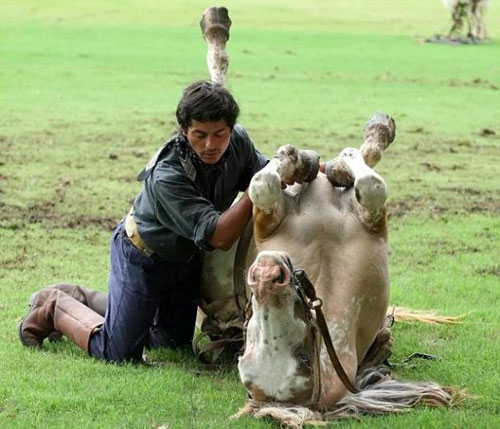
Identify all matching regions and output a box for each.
[250,298,306,347]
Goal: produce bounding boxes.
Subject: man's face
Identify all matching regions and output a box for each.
[184,119,231,164]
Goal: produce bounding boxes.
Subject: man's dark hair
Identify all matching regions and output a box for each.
[176,81,240,131]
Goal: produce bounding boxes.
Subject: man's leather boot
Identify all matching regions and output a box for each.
[30,283,108,316]
[19,289,103,352]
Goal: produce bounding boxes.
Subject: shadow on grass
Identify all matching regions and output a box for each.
[38,336,239,379]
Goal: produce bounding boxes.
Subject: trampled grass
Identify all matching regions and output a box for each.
[1,0,499,428]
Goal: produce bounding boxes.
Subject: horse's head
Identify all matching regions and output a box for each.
[238,251,319,405]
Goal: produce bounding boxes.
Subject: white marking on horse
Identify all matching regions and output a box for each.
[240,302,310,401]
[248,166,283,215]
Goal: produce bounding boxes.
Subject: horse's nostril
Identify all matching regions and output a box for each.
[272,267,285,284]
[247,266,257,285]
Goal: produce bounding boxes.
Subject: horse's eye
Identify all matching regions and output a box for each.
[300,354,310,366]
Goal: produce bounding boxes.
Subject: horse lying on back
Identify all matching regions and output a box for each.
[225,114,456,425]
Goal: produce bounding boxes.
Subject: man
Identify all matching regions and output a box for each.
[19,81,268,362]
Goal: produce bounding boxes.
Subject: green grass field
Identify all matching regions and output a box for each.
[1,0,499,427]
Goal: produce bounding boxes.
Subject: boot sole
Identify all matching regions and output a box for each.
[19,291,40,347]
[18,314,39,348]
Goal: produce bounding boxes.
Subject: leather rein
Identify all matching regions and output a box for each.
[293,269,359,395]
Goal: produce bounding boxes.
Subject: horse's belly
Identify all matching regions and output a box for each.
[258,196,389,362]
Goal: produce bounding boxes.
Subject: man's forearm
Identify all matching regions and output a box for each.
[208,191,253,250]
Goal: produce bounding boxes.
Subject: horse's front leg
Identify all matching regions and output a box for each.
[339,147,388,219]
[249,145,319,239]
[200,7,231,86]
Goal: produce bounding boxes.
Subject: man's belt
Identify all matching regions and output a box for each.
[124,210,155,257]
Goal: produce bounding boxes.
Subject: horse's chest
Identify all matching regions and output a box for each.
[280,180,361,241]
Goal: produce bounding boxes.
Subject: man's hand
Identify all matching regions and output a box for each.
[208,190,253,250]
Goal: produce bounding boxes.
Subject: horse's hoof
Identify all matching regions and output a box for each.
[325,158,354,187]
[364,113,396,149]
[299,150,320,182]
[200,7,232,42]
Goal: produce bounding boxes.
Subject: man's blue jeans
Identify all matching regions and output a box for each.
[89,223,202,362]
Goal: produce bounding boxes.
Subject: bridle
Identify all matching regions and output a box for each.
[293,269,359,396]
[243,266,359,406]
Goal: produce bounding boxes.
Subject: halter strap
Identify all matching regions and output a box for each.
[294,269,359,395]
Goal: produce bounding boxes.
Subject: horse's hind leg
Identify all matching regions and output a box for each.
[325,113,395,187]
[325,146,387,218]
[357,315,394,372]
[360,113,395,167]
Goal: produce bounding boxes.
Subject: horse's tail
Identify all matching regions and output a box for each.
[390,306,464,325]
[324,366,460,419]
[232,367,467,428]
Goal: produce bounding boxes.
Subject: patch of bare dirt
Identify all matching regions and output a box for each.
[0,202,119,231]
[476,265,500,277]
[428,240,482,256]
[439,139,497,153]
[388,198,448,218]
[468,202,500,214]
[1,251,28,270]
[409,127,428,134]
[132,150,147,158]
[480,128,496,137]
[387,194,500,218]
[377,72,423,85]
[453,140,473,147]
[438,186,481,196]
[420,162,441,172]
[448,78,499,90]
